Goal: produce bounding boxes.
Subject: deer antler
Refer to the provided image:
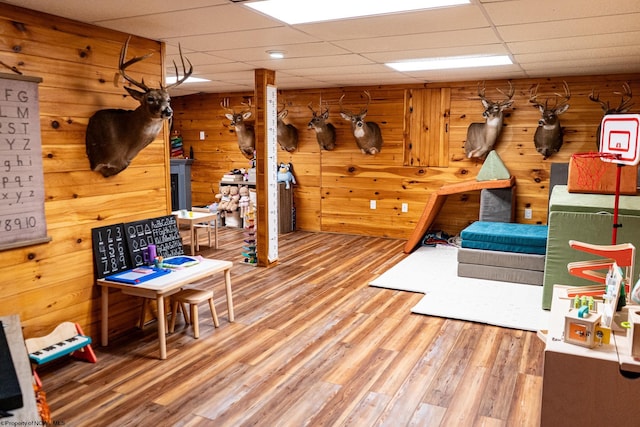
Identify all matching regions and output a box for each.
[553,81,571,110]
[120,37,192,91]
[615,82,633,112]
[339,93,353,116]
[307,101,316,114]
[309,94,329,116]
[529,84,545,109]
[477,81,487,102]
[496,81,515,107]
[589,82,633,114]
[119,36,153,91]
[530,82,568,110]
[588,88,608,112]
[360,91,372,116]
[220,97,234,113]
[165,43,193,90]
[321,93,330,115]
[241,97,253,112]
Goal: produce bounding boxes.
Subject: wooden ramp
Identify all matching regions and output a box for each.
[403,176,516,253]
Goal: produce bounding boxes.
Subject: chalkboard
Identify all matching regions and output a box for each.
[91,224,131,278]
[150,215,184,258]
[124,219,155,267]
[91,215,184,278]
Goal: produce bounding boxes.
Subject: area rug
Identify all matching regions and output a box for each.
[370,245,549,331]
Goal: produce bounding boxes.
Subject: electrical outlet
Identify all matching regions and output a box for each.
[401,203,408,213]
[524,208,532,219]
[199,131,205,140]
[370,200,376,209]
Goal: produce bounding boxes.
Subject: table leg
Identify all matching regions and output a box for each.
[157,295,167,360]
[101,286,109,346]
[224,268,235,322]
[190,223,195,255]
[214,216,218,249]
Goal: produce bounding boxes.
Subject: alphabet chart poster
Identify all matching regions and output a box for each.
[0,73,50,250]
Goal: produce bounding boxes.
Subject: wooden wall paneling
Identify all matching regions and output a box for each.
[0,3,170,341]
[404,88,424,166]
[178,76,640,241]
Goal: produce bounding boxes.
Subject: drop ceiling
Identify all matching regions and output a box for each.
[8,0,640,96]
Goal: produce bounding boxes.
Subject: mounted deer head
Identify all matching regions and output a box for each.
[339,91,383,155]
[307,95,337,151]
[464,81,514,159]
[277,100,299,152]
[85,37,192,177]
[588,82,633,149]
[222,97,255,159]
[529,81,571,159]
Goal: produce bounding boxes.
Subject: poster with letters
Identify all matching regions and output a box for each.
[0,73,50,250]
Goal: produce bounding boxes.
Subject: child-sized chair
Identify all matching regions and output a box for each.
[169,288,220,338]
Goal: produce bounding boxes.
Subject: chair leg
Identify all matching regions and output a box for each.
[182,302,190,324]
[191,304,200,338]
[169,300,179,333]
[208,298,219,327]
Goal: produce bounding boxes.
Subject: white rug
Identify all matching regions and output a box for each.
[370,245,549,331]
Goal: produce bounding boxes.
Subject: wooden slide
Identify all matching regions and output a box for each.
[403,176,516,253]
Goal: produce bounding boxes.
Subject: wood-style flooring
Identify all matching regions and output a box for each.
[38,228,545,426]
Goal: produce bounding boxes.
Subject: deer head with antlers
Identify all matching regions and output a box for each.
[85,37,192,177]
[307,95,337,151]
[464,81,514,159]
[277,100,299,152]
[588,82,633,149]
[529,81,571,159]
[221,98,255,159]
[339,91,383,155]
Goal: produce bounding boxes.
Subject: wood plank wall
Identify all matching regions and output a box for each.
[174,75,640,239]
[0,3,170,340]
[1,1,639,345]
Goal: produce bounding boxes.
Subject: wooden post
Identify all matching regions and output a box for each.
[254,69,278,267]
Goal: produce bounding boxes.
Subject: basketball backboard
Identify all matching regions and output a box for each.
[599,114,640,165]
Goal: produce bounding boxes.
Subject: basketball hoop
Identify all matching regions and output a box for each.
[570,152,619,193]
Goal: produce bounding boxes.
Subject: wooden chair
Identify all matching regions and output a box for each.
[169,288,219,338]
[191,207,218,250]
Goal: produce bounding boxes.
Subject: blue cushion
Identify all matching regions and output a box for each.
[461,221,548,254]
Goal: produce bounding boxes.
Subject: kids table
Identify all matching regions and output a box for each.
[97,258,234,359]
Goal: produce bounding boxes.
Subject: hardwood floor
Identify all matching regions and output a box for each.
[38,228,545,426]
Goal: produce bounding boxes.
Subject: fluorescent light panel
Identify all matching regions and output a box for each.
[246,0,470,25]
[386,55,512,72]
[165,76,210,84]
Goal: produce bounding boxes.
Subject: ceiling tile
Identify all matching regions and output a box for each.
[97,4,282,40]
[483,0,640,25]
[333,28,501,53]
[497,14,640,43]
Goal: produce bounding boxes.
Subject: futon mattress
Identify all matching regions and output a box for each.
[460,221,548,255]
